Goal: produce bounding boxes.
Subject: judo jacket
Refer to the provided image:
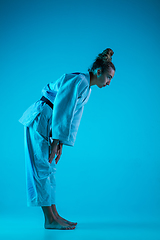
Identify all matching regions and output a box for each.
[19,72,91,146]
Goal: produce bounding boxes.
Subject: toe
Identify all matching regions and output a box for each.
[73,222,77,226]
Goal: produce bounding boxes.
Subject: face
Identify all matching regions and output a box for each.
[96,67,115,88]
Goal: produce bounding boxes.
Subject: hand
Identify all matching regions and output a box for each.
[55,142,63,164]
[49,140,63,164]
[49,140,58,164]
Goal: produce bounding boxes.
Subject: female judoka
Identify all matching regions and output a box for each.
[19,48,116,230]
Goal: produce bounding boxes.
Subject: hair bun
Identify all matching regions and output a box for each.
[88,47,115,73]
[98,48,114,62]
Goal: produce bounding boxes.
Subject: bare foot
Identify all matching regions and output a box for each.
[51,205,77,226]
[45,218,75,230]
[42,206,75,230]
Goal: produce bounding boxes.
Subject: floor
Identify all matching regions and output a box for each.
[1,216,160,240]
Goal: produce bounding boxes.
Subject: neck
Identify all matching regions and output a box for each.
[89,72,97,87]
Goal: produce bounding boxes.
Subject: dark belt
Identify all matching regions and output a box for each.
[40,96,53,109]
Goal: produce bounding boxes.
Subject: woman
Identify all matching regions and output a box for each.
[19,48,116,230]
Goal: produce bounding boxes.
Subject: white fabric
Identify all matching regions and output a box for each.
[24,109,56,206]
[19,72,91,206]
[19,72,91,146]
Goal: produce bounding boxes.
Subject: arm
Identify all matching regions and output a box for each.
[51,74,83,145]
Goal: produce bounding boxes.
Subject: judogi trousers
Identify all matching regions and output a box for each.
[24,112,56,207]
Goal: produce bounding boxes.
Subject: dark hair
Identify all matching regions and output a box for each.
[88,48,116,73]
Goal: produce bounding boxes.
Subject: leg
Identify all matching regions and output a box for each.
[51,204,77,226]
[25,121,57,207]
[41,206,75,230]
[24,116,76,230]
[49,164,77,226]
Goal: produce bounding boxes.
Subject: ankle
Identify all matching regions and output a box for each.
[45,216,54,224]
[51,205,58,216]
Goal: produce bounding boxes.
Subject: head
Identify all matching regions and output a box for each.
[88,48,116,88]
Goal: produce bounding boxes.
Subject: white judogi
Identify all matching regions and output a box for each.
[19,72,91,206]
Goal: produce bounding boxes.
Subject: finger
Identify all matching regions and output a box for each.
[49,151,56,159]
[49,152,56,163]
[56,149,60,156]
[55,154,61,164]
[55,156,60,164]
[49,157,54,163]
[49,158,52,164]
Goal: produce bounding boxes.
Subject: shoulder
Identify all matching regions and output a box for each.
[76,73,90,94]
[65,72,90,89]
[48,72,90,95]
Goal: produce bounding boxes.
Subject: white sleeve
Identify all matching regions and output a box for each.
[51,74,86,144]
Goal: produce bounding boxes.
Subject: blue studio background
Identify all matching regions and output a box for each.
[0,0,160,225]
